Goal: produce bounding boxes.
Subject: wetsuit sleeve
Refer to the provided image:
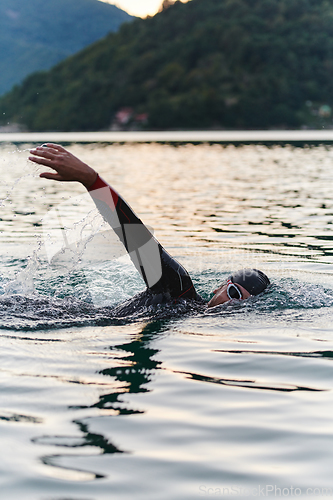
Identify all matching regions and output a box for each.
[88,174,197,300]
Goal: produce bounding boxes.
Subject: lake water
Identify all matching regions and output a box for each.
[1,137,333,499]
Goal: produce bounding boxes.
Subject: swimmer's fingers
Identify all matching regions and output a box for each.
[40,143,67,152]
[39,172,65,182]
[29,146,58,165]
[29,144,97,188]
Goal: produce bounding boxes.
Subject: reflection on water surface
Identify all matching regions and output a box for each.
[1,142,333,498]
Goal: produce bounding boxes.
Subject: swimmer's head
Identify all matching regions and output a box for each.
[229,269,270,296]
[207,268,270,308]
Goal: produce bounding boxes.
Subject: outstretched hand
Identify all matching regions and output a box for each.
[29,143,97,189]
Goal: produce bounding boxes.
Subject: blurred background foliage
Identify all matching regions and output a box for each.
[0,0,132,96]
[1,0,333,131]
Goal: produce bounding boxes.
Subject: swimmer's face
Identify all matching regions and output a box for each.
[207,282,251,308]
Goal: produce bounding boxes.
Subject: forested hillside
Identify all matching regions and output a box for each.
[1,0,333,131]
[0,0,132,95]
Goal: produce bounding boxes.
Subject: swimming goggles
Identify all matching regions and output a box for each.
[226,279,243,300]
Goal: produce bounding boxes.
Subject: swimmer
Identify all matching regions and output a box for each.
[29,144,270,314]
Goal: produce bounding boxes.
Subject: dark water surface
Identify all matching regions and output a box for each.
[1,141,333,499]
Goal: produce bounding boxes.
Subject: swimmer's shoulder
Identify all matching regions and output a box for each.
[111,289,205,318]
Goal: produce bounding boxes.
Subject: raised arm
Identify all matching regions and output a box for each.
[29,144,198,301]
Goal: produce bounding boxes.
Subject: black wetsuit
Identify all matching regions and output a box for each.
[88,175,203,316]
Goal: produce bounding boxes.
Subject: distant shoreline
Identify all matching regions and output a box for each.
[2,130,333,143]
